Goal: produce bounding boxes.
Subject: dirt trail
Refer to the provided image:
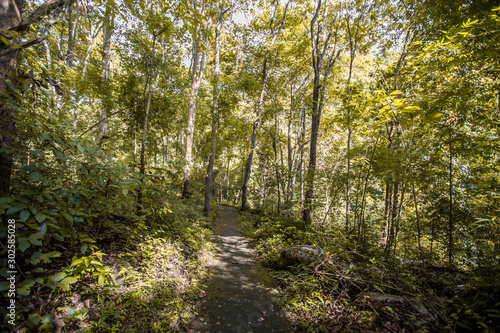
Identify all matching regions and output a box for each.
[189,206,288,333]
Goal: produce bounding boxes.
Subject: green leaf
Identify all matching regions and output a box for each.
[20,210,30,222]
[0,281,10,291]
[67,305,77,316]
[19,238,31,252]
[29,172,41,181]
[61,211,74,222]
[36,213,47,222]
[42,251,61,263]
[29,313,42,325]
[52,233,64,241]
[41,314,54,323]
[77,144,85,152]
[424,112,443,123]
[19,279,35,288]
[7,205,24,215]
[18,282,34,296]
[52,272,67,282]
[122,189,129,195]
[57,277,78,291]
[80,244,88,253]
[0,267,9,278]
[98,273,105,286]
[29,233,44,246]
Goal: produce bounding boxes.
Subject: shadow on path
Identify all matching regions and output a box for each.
[189,206,288,333]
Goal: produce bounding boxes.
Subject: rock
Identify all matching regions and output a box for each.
[179,244,193,257]
[357,292,435,323]
[279,245,327,268]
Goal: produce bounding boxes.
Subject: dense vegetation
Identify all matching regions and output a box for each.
[0,0,498,331]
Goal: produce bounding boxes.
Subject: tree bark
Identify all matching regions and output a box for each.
[182,38,207,198]
[241,56,268,211]
[448,124,453,266]
[98,8,113,146]
[240,0,290,211]
[204,5,224,216]
[303,71,321,223]
[137,36,162,211]
[66,0,78,67]
[303,0,341,224]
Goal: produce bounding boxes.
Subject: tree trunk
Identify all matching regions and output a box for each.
[359,138,378,242]
[137,36,161,211]
[303,0,342,224]
[98,8,113,146]
[0,0,23,196]
[240,1,290,210]
[66,0,77,67]
[241,55,268,210]
[272,114,281,215]
[204,6,224,216]
[182,43,206,198]
[448,125,453,266]
[226,150,231,200]
[303,71,320,223]
[345,126,352,230]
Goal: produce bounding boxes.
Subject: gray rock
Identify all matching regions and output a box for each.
[357,292,435,323]
[279,245,327,268]
[179,244,193,257]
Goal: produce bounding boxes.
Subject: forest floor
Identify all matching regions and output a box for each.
[188,206,288,333]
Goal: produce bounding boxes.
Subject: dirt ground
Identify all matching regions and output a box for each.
[188,206,288,333]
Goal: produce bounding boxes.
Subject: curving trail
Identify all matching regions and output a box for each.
[189,206,288,333]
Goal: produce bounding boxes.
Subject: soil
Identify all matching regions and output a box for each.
[188,206,288,333]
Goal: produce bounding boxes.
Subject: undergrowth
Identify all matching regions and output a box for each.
[0,124,220,332]
[239,210,500,333]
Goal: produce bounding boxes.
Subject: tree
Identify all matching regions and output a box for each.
[182,0,212,198]
[98,4,114,146]
[204,3,226,216]
[0,0,70,196]
[240,0,290,211]
[303,0,343,224]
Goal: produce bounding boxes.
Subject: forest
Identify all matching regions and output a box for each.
[0,0,499,332]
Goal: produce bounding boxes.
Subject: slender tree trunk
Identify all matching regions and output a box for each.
[0,0,23,196]
[272,115,281,215]
[383,176,393,245]
[303,0,341,224]
[182,45,206,198]
[303,72,321,223]
[359,137,378,242]
[226,151,231,200]
[98,9,113,146]
[300,156,305,211]
[137,37,161,211]
[448,125,453,266]
[385,181,399,252]
[66,0,77,67]
[300,107,306,212]
[81,23,103,78]
[204,6,224,216]
[240,1,290,210]
[137,72,154,211]
[345,126,351,230]
[241,56,268,210]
